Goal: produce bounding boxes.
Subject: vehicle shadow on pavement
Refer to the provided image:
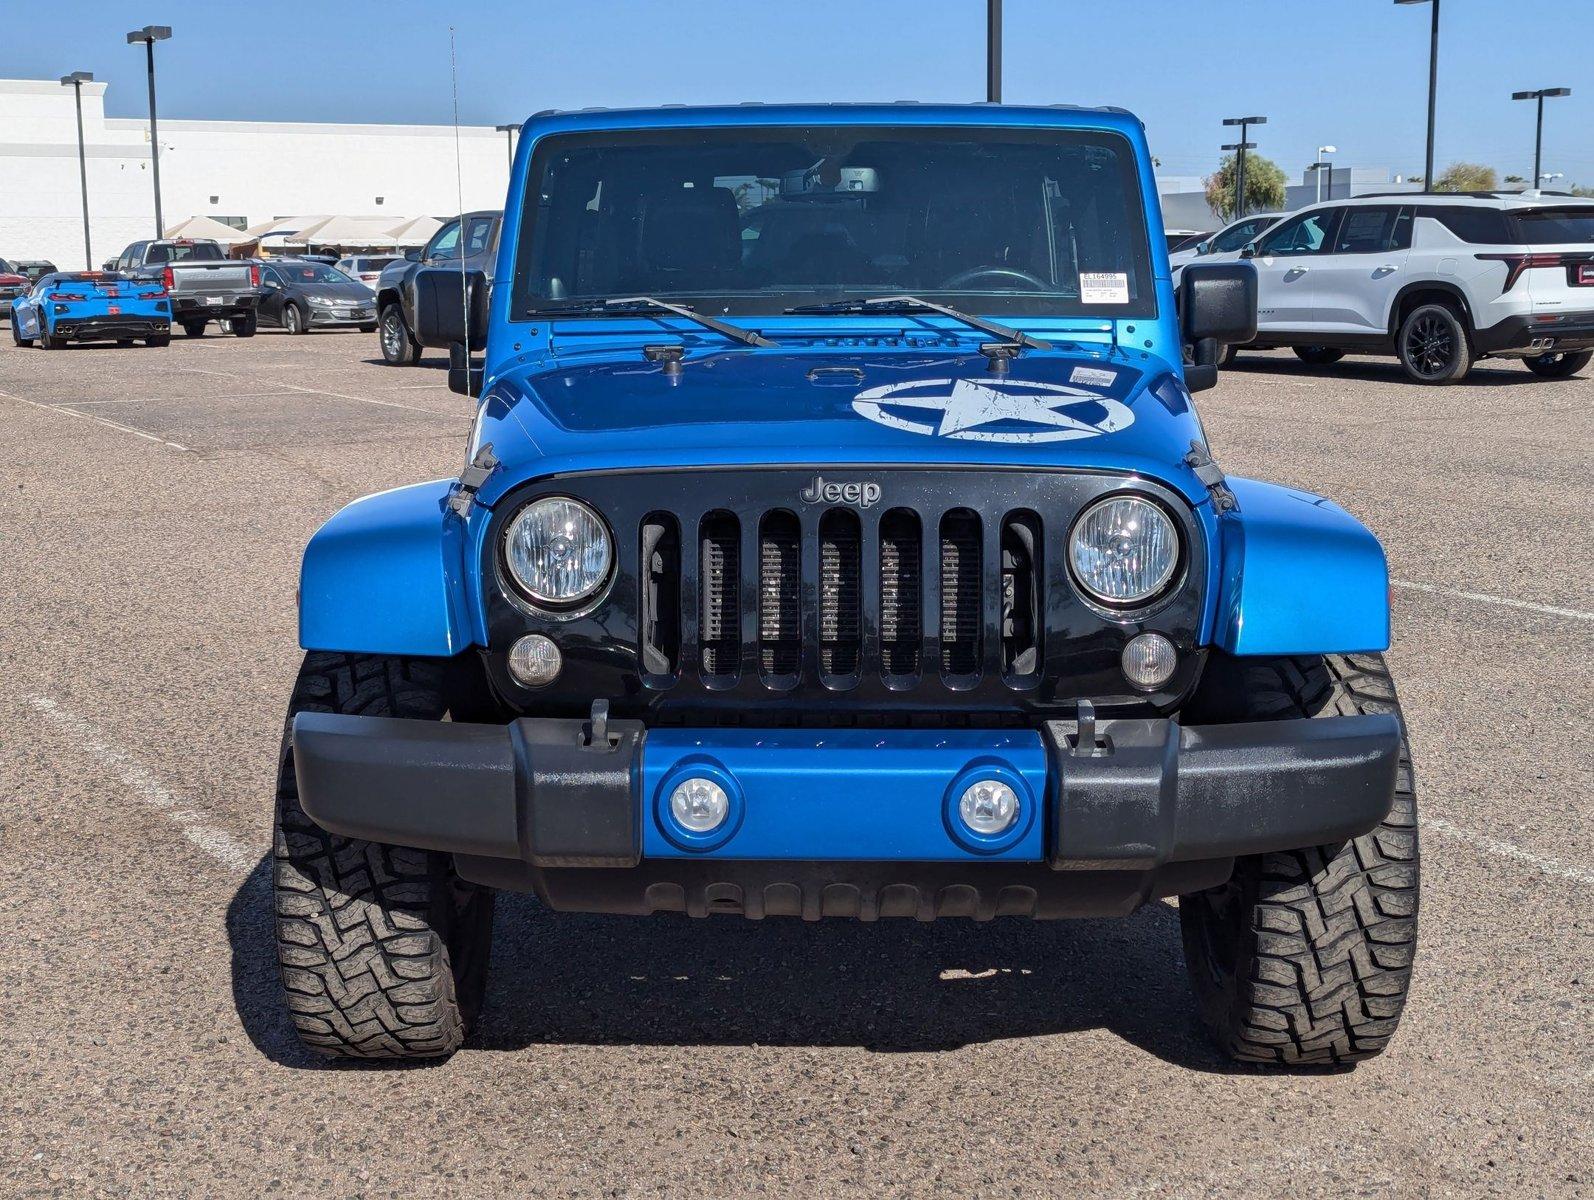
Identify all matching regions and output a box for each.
[227,857,1251,1073]
[1225,357,1533,387]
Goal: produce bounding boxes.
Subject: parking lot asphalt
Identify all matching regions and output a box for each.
[1,329,1589,1198]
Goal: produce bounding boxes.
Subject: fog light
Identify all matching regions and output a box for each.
[1122,632,1177,689]
[669,777,729,833]
[958,779,1020,835]
[507,634,561,687]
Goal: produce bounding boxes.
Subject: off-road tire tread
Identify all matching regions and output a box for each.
[1181,652,1419,1066]
[273,651,492,1059]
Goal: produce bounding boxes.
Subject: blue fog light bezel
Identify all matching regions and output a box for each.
[942,760,1036,855]
[654,757,745,852]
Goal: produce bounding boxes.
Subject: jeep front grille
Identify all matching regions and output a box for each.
[642,501,1047,692]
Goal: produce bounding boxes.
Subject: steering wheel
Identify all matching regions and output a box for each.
[938,266,1049,292]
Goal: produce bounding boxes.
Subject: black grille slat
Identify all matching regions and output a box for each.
[818,511,861,679]
[939,511,982,679]
[700,513,740,680]
[639,514,680,679]
[758,512,801,680]
[878,510,921,678]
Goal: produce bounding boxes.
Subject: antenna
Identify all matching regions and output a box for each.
[449,27,473,400]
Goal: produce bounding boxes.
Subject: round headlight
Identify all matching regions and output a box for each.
[1069,495,1180,607]
[503,496,612,606]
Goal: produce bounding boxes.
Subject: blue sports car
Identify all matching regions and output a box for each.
[9,271,171,348]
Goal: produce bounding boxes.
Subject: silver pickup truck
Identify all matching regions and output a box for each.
[112,239,263,338]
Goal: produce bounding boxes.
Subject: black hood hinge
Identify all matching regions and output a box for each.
[1184,440,1238,513]
[448,443,500,518]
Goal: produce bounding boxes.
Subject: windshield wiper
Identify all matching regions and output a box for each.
[784,295,1052,351]
[534,296,776,348]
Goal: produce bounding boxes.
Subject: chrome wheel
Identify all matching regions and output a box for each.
[380,309,405,360]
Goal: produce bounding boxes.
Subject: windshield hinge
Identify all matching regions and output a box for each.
[1184,440,1238,513]
[449,443,499,518]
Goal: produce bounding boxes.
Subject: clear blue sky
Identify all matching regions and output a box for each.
[5,0,1591,185]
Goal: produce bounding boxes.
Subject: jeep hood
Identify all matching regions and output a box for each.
[472,345,1211,508]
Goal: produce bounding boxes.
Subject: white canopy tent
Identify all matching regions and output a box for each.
[161,215,252,244]
[383,215,444,247]
[289,215,405,250]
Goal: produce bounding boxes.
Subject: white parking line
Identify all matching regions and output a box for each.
[1391,579,1594,623]
[175,366,455,415]
[28,697,254,872]
[0,387,192,452]
[1425,816,1594,885]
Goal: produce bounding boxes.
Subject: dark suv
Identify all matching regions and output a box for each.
[375,210,500,365]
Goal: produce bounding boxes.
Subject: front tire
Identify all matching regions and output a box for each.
[282,303,308,335]
[1522,348,1592,379]
[1178,652,1419,1067]
[1292,345,1345,366]
[378,303,422,365]
[231,313,257,338]
[1397,303,1472,384]
[273,652,495,1060]
[11,319,32,347]
[180,320,207,338]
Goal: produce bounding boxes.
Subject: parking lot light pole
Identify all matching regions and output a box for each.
[495,123,517,169]
[1222,116,1266,219]
[126,26,172,238]
[1395,0,1440,188]
[1314,145,1337,202]
[60,72,94,269]
[986,0,1001,103]
[1512,87,1571,190]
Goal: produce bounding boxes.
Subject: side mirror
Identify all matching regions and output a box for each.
[1194,240,1211,256]
[1179,262,1257,393]
[1238,241,1259,259]
[412,267,489,395]
[264,280,282,290]
[405,247,423,262]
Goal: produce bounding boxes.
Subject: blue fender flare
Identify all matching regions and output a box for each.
[298,480,473,657]
[1213,477,1390,657]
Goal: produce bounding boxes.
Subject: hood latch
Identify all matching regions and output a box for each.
[448,442,500,518]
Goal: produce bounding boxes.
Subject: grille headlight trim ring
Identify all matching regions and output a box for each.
[501,495,614,610]
[1067,492,1183,610]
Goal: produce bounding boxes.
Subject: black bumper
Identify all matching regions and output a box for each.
[1475,313,1594,354]
[173,295,258,320]
[52,317,169,341]
[292,711,1400,919]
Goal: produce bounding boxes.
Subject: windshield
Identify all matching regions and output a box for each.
[1511,207,1594,245]
[514,125,1155,319]
[276,262,355,285]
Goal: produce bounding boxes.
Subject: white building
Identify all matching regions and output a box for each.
[0,78,511,269]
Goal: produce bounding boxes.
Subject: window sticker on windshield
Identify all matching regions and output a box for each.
[1069,365,1117,388]
[1079,271,1130,304]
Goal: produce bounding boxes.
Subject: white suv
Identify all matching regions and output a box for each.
[1169,211,1283,284]
[1226,193,1594,383]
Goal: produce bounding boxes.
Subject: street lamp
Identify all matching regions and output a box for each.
[1221,116,1266,218]
[986,0,1002,103]
[495,123,518,170]
[1512,87,1571,191]
[1313,145,1337,202]
[60,72,94,269]
[1395,0,1440,189]
[126,25,172,238]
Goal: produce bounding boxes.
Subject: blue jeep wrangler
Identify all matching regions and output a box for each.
[277,104,1417,1066]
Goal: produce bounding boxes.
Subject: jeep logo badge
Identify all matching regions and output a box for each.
[800,475,882,508]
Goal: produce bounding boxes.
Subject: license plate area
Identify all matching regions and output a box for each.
[205,295,223,305]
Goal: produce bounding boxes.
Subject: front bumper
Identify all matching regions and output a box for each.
[1475,312,1594,355]
[292,711,1400,919]
[308,305,376,327]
